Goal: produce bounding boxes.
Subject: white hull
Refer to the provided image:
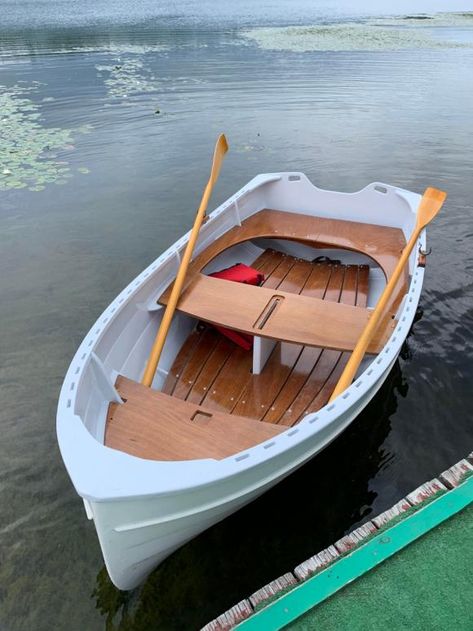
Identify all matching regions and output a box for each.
[92,358,394,590]
[57,173,425,589]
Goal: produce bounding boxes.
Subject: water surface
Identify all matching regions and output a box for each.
[1,2,473,629]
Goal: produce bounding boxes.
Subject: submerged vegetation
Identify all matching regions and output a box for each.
[0,83,92,192]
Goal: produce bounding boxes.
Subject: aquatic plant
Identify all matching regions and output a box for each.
[0,83,92,192]
[242,22,473,52]
[96,59,159,99]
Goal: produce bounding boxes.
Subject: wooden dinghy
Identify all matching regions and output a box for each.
[57,136,445,590]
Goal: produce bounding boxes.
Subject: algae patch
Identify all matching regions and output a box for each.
[0,84,92,192]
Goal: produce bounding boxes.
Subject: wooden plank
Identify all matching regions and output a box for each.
[251,248,285,275]
[249,573,298,609]
[292,265,370,423]
[300,263,333,299]
[172,327,220,400]
[106,376,284,461]
[439,460,473,489]
[405,479,447,505]
[334,521,377,554]
[278,349,341,426]
[262,345,324,424]
[185,338,234,405]
[201,600,253,631]
[294,546,340,581]
[372,499,412,528]
[161,273,392,354]
[261,263,334,424]
[200,346,253,413]
[161,327,203,394]
[232,342,303,419]
[260,255,295,290]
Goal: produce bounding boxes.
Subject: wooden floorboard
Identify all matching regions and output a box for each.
[295,264,370,423]
[199,346,253,413]
[171,327,220,400]
[162,328,203,395]
[186,337,234,405]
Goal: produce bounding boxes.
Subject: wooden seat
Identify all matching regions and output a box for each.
[159,272,393,354]
[160,209,408,316]
[105,376,285,461]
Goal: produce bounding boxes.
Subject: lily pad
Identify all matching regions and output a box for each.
[0,82,92,192]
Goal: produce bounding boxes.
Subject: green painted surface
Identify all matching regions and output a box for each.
[237,476,473,631]
[290,502,473,631]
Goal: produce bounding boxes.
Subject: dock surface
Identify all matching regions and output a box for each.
[290,501,473,630]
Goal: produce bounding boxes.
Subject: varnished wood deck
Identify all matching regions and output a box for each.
[106,376,284,461]
[163,250,370,427]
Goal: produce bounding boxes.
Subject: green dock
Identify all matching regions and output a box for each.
[202,457,473,631]
[290,500,473,630]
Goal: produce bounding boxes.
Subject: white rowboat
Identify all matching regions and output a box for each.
[57,144,444,590]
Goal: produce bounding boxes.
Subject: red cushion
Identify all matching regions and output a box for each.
[208,264,264,349]
[209,263,264,286]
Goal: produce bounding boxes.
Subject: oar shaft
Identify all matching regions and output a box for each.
[330,185,446,402]
[141,136,228,387]
[329,228,419,401]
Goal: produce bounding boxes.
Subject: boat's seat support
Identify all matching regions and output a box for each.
[253,337,276,375]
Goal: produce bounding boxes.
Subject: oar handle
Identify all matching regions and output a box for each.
[329,186,446,401]
[141,134,228,387]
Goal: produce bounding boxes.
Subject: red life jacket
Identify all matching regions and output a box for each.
[209,263,264,350]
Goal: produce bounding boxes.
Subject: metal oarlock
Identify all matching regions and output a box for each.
[418,245,432,267]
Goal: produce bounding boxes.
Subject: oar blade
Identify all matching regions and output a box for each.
[208,134,229,186]
[417,187,447,230]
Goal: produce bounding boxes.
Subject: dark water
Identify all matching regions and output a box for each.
[1,2,473,629]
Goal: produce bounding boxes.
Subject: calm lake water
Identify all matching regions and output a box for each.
[1,1,473,629]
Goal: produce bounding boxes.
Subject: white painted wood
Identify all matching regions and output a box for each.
[249,573,297,608]
[90,353,122,404]
[405,478,447,505]
[294,545,340,581]
[200,599,253,631]
[439,459,473,489]
[372,499,411,528]
[334,521,377,554]
[252,336,276,375]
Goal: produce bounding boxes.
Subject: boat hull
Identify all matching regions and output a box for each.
[91,357,395,590]
[57,173,427,591]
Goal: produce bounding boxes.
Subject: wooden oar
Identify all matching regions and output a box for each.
[329,186,447,402]
[141,134,229,387]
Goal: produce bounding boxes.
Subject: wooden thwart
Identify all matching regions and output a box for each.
[159,273,392,354]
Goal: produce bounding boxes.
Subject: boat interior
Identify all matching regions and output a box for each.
[105,208,409,461]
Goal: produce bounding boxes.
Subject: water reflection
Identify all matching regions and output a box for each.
[93,359,408,630]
